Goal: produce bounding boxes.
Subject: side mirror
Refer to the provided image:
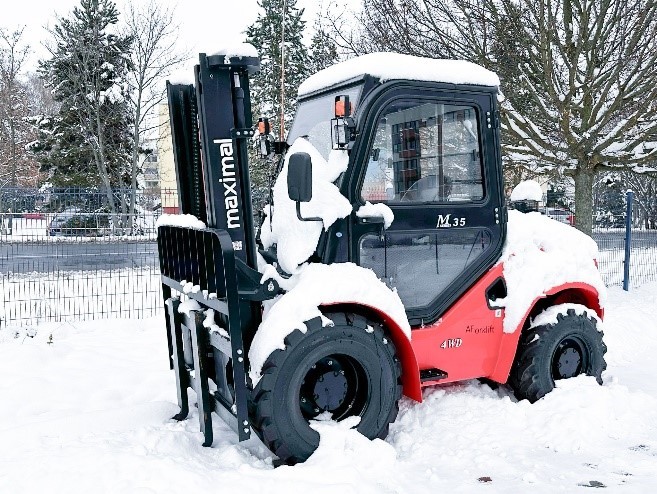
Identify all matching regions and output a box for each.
[287,152,322,223]
[287,152,313,202]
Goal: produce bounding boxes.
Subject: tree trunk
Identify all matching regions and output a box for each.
[9,118,17,187]
[574,166,595,236]
[93,112,118,232]
[128,112,140,234]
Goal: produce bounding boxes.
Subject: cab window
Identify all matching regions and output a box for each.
[361,100,484,203]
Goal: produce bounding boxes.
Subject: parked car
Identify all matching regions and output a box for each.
[543,207,575,226]
[47,207,109,236]
[23,212,45,220]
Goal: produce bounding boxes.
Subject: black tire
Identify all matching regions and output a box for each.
[250,312,402,464]
[509,307,607,403]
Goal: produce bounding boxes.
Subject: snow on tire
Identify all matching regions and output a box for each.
[249,312,402,464]
[509,306,607,403]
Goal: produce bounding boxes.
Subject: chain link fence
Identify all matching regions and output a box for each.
[0,186,655,328]
[593,191,657,288]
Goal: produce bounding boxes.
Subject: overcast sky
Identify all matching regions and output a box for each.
[2,0,360,72]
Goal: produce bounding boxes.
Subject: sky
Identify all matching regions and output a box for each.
[1,0,360,72]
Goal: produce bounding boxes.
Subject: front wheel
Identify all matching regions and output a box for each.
[509,306,607,403]
[250,312,402,464]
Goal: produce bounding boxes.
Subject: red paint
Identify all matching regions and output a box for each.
[410,265,506,386]
[360,305,422,401]
[320,303,422,402]
[322,268,603,403]
[488,282,603,383]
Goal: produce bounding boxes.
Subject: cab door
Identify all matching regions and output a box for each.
[348,85,505,326]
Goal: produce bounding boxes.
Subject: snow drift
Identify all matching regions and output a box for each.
[496,210,606,333]
[249,262,410,385]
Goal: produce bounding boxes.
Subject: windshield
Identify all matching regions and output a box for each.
[287,85,362,161]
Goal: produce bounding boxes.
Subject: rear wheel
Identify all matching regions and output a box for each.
[250,312,402,464]
[509,307,607,403]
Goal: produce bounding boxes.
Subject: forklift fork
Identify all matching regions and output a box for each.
[159,225,253,444]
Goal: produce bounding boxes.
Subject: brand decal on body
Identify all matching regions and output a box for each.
[440,338,462,349]
[436,214,466,228]
[214,138,241,229]
[465,324,495,334]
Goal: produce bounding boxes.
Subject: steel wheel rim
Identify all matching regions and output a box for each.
[551,336,588,380]
[299,354,369,421]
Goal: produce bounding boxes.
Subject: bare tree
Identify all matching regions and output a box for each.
[123,0,188,231]
[621,172,657,229]
[331,0,657,235]
[495,0,657,234]
[0,27,37,187]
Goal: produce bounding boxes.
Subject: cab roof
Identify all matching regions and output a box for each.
[297,52,500,97]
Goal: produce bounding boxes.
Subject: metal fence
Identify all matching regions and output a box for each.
[0,187,176,328]
[0,186,655,328]
[592,191,657,288]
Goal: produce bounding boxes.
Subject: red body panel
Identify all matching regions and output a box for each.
[488,281,603,382]
[410,264,506,386]
[408,266,603,398]
[322,265,603,403]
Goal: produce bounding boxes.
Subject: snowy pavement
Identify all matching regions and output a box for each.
[1,284,656,493]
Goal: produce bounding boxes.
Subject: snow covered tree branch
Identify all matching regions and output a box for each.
[123,0,189,233]
[0,26,40,187]
[329,0,657,234]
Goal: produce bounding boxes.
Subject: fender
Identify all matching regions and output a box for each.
[321,303,422,402]
[488,282,604,383]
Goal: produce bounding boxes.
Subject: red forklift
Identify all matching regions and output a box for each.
[158,51,606,464]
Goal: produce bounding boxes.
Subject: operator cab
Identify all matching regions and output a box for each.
[286,53,507,326]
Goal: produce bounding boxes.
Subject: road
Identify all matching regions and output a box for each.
[592,230,657,251]
[0,241,159,274]
[0,230,654,275]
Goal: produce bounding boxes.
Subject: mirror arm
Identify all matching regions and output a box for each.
[296,202,323,222]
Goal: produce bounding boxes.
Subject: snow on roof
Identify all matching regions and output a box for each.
[298,52,500,97]
[510,180,543,202]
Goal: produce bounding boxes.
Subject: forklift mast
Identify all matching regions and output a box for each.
[166,53,259,271]
[159,53,279,446]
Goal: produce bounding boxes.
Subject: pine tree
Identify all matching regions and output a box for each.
[246,0,309,139]
[246,0,309,215]
[30,0,133,218]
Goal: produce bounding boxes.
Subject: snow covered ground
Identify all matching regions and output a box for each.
[1,216,157,241]
[0,267,160,327]
[1,284,656,493]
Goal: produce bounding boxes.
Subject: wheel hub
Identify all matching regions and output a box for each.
[313,369,348,411]
[552,337,585,379]
[299,355,366,421]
